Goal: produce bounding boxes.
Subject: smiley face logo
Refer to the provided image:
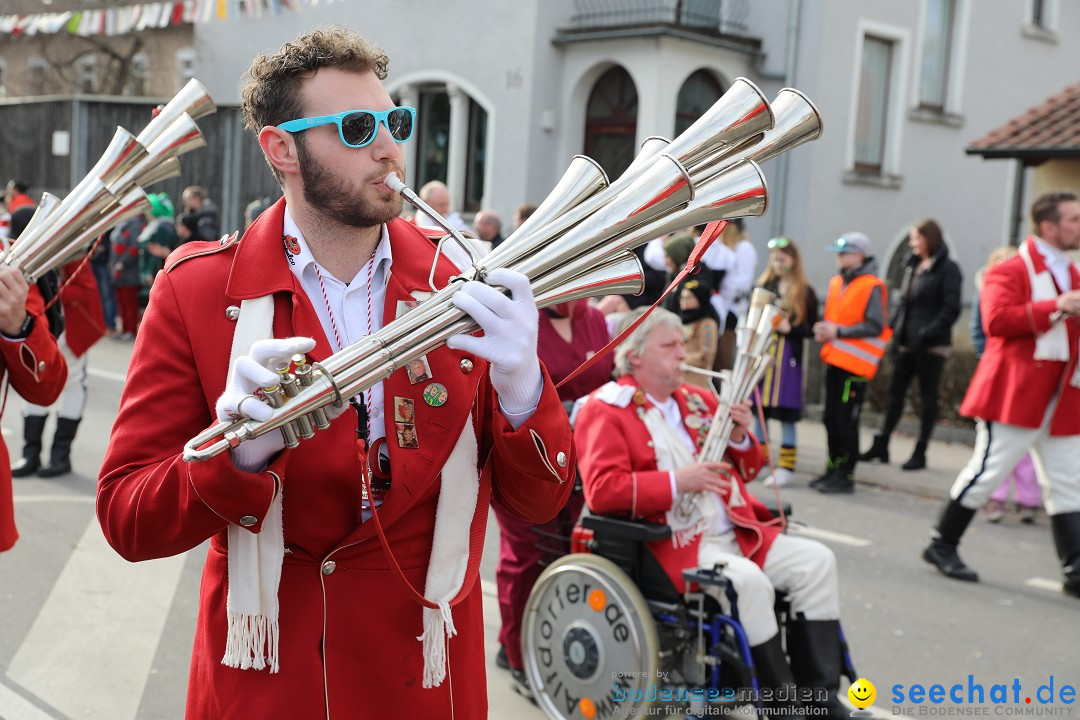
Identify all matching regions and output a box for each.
[848,678,876,709]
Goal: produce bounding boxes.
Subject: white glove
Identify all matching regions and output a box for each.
[215,337,317,471]
[447,268,542,420]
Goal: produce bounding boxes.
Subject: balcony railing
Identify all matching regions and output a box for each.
[563,0,750,37]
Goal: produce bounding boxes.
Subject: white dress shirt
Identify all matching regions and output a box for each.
[283,208,392,445]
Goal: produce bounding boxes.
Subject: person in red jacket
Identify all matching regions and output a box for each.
[96,28,573,719]
[11,255,106,478]
[0,207,69,551]
[923,191,1080,597]
[576,308,848,719]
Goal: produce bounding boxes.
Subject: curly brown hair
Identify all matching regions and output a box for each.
[241,27,390,183]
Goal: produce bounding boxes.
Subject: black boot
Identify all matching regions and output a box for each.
[902,441,928,471]
[810,457,842,489]
[750,634,804,719]
[11,415,47,478]
[816,457,854,494]
[786,620,849,720]
[922,500,978,582]
[37,417,80,478]
[1050,512,1080,600]
[858,434,890,464]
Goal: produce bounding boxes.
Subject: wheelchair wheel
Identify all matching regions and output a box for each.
[523,553,660,720]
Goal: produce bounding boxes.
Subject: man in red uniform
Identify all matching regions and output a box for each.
[10,255,105,478]
[97,28,574,718]
[0,206,69,551]
[576,308,848,719]
[923,192,1080,597]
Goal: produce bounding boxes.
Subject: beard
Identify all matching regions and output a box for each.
[296,137,405,228]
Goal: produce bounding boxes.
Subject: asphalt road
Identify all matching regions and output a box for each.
[1,339,1076,719]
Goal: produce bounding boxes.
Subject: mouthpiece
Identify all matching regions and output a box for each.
[383,173,406,193]
[679,363,728,379]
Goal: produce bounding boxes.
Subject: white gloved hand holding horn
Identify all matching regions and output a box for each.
[447,269,543,427]
[215,337,316,471]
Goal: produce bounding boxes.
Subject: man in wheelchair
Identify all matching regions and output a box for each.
[574,309,848,719]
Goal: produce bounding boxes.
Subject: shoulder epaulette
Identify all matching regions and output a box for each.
[164,232,240,273]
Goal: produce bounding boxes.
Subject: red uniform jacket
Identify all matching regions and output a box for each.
[961,238,1080,435]
[576,377,777,590]
[59,260,106,357]
[0,287,68,551]
[96,200,575,718]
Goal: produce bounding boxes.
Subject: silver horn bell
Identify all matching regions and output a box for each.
[2,79,216,283]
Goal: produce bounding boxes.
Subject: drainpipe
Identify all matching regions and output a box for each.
[1009,159,1026,246]
[771,0,801,238]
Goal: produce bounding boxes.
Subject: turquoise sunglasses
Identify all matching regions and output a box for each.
[277,106,416,149]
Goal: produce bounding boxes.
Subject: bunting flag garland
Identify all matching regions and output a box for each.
[0,0,339,37]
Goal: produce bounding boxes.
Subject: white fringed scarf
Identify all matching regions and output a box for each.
[592,381,723,549]
[221,296,479,686]
[1019,239,1080,388]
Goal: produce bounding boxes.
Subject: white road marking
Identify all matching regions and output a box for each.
[0,679,59,720]
[12,495,95,504]
[789,524,872,547]
[7,518,185,720]
[1025,576,1064,593]
[88,367,128,383]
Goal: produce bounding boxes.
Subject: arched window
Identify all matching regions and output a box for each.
[675,69,724,136]
[410,85,489,212]
[584,66,638,180]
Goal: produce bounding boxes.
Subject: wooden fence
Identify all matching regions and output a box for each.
[0,94,280,233]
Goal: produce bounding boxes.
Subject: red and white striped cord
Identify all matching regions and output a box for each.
[313,250,377,409]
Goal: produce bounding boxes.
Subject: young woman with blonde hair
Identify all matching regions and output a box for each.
[753,237,818,486]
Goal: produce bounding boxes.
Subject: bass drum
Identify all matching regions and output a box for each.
[522,553,660,720]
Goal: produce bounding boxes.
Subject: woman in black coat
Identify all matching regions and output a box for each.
[860,218,962,470]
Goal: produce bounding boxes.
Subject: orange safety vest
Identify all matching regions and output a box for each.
[820,273,892,379]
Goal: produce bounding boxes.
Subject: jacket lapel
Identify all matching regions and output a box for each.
[336,219,487,548]
[224,197,335,358]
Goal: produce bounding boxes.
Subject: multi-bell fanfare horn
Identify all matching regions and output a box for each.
[183,78,823,461]
[2,79,215,282]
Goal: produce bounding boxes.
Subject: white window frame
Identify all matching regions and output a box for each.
[1023,0,1058,41]
[75,54,97,94]
[845,19,910,181]
[127,51,149,96]
[27,56,47,96]
[911,0,969,118]
[175,47,196,93]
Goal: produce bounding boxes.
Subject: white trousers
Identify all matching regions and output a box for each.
[24,335,87,420]
[697,532,839,647]
[951,406,1080,516]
